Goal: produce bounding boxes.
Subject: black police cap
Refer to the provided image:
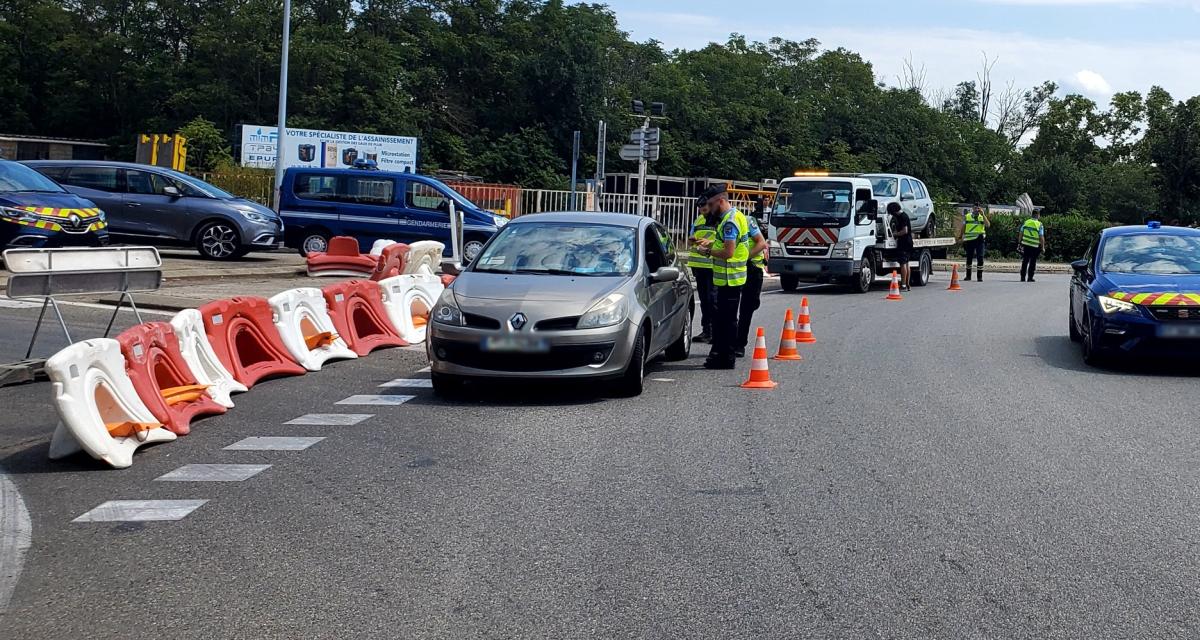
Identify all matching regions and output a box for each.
[699,185,727,202]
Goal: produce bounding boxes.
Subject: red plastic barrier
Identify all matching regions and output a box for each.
[307,236,379,276]
[199,297,307,387]
[322,280,408,356]
[116,322,227,436]
[370,243,411,282]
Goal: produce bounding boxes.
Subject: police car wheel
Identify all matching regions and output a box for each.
[1080,311,1107,367]
[463,237,486,263]
[300,232,330,256]
[1069,302,1083,342]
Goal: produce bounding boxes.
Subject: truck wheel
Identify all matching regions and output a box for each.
[912,251,932,287]
[852,254,875,293]
[779,273,800,292]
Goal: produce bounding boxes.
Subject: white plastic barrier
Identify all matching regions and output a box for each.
[378,274,444,344]
[169,308,247,408]
[369,239,397,256]
[46,339,176,469]
[404,241,445,276]
[269,288,358,371]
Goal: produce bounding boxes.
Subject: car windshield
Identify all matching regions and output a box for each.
[771,180,854,223]
[0,162,66,194]
[472,222,636,277]
[1100,233,1200,275]
[162,169,236,199]
[869,177,898,198]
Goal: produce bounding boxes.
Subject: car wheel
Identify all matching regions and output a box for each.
[1080,310,1107,367]
[920,214,936,239]
[852,253,875,293]
[431,371,465,398]
[613,327,646,397]
[779,273,799,292]
[463,235,486,263]
[1069,299,1083,342]
[196,222,243,260]
[300,231,330,257]
[911,251,932,287]
[665,307,693,361]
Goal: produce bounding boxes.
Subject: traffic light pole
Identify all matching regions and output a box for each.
[636,116,649,216]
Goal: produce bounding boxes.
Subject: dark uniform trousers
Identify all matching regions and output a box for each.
[964,238,986,272]
[710,285,742,363]
[736,264,764,349]
[693,267,716,335]
[1021,246,1042,281]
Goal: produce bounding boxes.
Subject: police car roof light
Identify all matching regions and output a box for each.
[1148,221,1162,229]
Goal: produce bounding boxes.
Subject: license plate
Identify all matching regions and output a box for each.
[1157,325,1200,339]
[483,336,550,352]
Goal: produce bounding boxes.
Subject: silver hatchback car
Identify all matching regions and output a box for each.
[427,212,694,396]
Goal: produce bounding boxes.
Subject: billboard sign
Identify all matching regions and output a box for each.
[239,124,418,172]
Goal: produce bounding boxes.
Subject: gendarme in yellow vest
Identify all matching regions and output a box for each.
[1020,219,1043,248]
[963,212,986,242]
[712,208,750,287]
[686,213,717,269]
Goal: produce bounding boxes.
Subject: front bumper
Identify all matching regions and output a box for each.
[768,257,857,280]
[1,223,109,250]
[427,319,638,379]
[1090,309,1200,357]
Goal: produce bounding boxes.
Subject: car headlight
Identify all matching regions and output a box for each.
[1098,295,1139,315]
[768,240,782,257]
[831,240,854,258]
[235,208,271,224]
[96,209,106,221]
[577,293,627,329]
[431,287,464,326]
[492,215,508,228]
[0,206,38,223]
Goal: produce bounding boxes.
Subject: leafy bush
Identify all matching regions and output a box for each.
[1043,214,1110,262]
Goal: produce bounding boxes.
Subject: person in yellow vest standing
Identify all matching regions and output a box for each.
[693,185,749,370]
[960,203,990,282]
[687,195,719,343]
[1018,210,1046,283]
[735,213,770,357]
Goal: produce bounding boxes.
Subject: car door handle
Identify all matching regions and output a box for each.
[127,202,142,207]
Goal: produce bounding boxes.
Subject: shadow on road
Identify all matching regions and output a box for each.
[1035,335,1200,377]
[0,438,127,475]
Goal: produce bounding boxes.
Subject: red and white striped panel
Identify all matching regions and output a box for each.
[777,227,840,246]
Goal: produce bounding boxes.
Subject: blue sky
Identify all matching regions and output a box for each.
[596,0,1200,104]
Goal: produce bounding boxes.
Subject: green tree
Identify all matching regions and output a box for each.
[178,116,233,171]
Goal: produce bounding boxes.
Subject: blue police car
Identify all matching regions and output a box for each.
[0,159,109,250]
[1069,222,1200,365]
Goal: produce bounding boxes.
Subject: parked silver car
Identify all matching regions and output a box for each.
[862,173,936,237]
[24,160,283,259]
[427,212,694,397]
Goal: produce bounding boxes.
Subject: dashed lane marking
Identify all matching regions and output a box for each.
[378,378,433,389]
[155,464,271,482]
[72,500,208,523]
[651,378,676,382]
[0,469,32,613]
[224,437,325,451]
[335,395,415,406]
[285,414,373,426]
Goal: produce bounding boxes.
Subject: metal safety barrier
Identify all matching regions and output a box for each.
[3,246,163,359]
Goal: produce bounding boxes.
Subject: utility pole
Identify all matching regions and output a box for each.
[272,0,292,209]
[569,130,581,210]
[636,116,649,216]
[595,120,606,211]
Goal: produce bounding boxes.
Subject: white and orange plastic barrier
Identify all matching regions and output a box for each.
[378,274,443,344]
[46,339,176,469]
[170,308,247,408]
[269,288,358,371]
[404,241,445,275]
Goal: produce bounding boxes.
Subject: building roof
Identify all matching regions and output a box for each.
[0,134,108,147]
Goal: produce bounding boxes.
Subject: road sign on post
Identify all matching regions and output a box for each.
[629,128,661,145]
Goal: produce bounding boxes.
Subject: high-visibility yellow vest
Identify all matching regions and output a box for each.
[963,212,986,242]
[686,214,717,269]
[747,217,765,268]
[1020,219,1044,248]
[712,209,750,287]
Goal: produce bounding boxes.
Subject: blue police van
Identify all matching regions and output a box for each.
[278,166,506,260]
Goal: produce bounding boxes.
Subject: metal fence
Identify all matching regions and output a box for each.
[196,172,274,205]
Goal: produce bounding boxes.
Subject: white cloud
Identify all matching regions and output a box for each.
[1068,69,1114,96]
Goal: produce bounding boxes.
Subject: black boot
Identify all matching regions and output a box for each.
[693,331,712,344]
[965,269,972,282]
[975,270,982,282]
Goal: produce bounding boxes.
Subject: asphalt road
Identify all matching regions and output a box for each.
[2,272,1199,639]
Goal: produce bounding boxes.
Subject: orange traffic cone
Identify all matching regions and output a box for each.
[947,264,963,291]
[795,297,816,344]
[773,309,802,361]
[742,328,778,389]
[886,271,903,301]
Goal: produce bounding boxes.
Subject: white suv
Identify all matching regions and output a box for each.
[862,174,936,237]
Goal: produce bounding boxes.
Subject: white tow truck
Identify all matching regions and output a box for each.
[764,173,955,293]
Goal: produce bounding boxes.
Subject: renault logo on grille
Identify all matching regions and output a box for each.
[509,313,527,330]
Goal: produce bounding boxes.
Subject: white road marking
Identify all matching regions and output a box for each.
[651,378,676,382]
[72,500,208,523]
[0,299,40,309]
[335,394,415,406]
[378,378,433,389]
[285,413,373,426]
[0,470,32,613]
[224,437,325,451]
[155,464,271,482]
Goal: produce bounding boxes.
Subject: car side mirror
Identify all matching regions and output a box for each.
[164,186,181,198]
[651,266,679,283]
[1071,259,1089,274]
[901,192,914,202]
